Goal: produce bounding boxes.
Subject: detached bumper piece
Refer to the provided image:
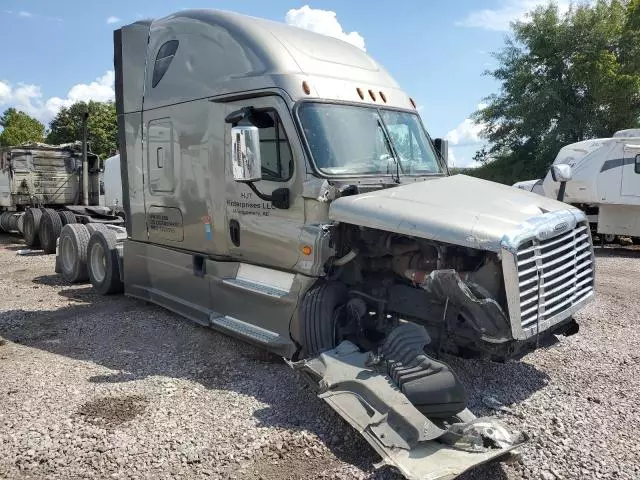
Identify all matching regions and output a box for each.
[295,340,527,480]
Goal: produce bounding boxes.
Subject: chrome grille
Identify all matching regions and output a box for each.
[515,222,594,330]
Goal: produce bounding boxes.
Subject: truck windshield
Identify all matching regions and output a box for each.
[298,102,444,176]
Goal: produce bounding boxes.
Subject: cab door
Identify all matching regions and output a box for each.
[621,144,640,197]
[223,95,306,270]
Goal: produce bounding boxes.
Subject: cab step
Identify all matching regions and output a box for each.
[211,315,289,347]
[222,264,294,298]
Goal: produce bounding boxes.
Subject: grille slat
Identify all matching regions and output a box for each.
[515,221,595,330]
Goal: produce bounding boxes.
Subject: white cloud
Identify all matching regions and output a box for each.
[18,11,32,18]
[106,16,121,24]
[0,81,11,103]
[456,0,588,32]
[446,118,484,146]
[0,71,115,124]
[285,5,366,50]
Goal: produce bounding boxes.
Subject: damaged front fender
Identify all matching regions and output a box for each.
[293,341,527,480]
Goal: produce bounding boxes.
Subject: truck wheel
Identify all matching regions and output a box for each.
[86,223,110,235]
[23,208,43,247]
[0,212,8,232]
[300,282,347,357]
[87,230,123,295]
[7,213,19,232]
[59,210,77,226]
[40,209,63,254]
[17,214,25,235]
[58,224,90,283]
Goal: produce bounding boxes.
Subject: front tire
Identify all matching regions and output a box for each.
[300,282,347,357]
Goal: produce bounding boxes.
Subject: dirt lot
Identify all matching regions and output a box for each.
[1,233,639,480]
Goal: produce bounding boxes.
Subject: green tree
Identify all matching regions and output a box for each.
[47,101,117,159]
[0,108,45,147]
[472,0,640,185]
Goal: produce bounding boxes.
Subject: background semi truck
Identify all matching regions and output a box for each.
[0,131,124,252]
[49,9,596,479]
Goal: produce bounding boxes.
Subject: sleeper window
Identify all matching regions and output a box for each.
[257,112,293,182]
[152,40,179,88]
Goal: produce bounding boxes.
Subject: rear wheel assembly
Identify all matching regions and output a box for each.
[23,208,43,248]
[0,212,9,232]
[16,213,25,235]
[58,210,77,226]
[39,208,63,254]
[7,213,19,232]
[87,229,123,295]
[58,224,91,283]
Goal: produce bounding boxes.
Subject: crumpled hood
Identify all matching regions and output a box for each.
[329,174,580,252]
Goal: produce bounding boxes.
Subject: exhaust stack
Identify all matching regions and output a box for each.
[81,110,89,206]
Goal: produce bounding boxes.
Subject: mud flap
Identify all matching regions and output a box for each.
[294,341,527,480]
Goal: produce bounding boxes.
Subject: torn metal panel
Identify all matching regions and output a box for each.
[295,341,527,480]
[420,269,512,343]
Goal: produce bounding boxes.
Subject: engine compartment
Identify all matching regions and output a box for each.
[326,224,515,359]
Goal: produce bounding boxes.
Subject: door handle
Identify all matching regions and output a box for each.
[229,219,240,247]
[157,147,164,168]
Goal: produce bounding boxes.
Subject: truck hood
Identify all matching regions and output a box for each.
[329,174,578,252]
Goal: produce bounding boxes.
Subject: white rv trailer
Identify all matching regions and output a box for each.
[520,129,640,239]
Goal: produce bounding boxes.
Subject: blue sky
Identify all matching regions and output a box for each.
[0,0,566,166]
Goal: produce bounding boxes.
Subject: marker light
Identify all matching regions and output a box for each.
[356,87,364,100]
[368,89,376,101]
[302,81,311,95]
[379,91,387,103]
[409,97,417,109]
[302,245,313,256]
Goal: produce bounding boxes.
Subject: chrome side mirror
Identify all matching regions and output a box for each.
[231,125,261,183]
[551,164,572,183]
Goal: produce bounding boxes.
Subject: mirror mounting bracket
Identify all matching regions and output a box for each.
[247,183,290,209]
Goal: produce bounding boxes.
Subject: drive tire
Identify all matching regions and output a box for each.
[59,210,77,226]
[40,208,63,254]
[16,214,25,235]
[0,212,8,232]
[23,208,42,247]
[300,282,347,357]
[7,213,19,232]
[58,224,90,283]
[87,230,123,295]
[86,223,110,235]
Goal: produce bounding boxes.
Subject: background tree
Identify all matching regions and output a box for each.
[469,0,640,185]
[47,101,117,160]
[0,108,45,147]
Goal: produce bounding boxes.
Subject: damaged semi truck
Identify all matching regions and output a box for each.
[60,9,595,478]
[0,141,112,252]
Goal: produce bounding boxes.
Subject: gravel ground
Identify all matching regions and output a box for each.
[0,233,639,480]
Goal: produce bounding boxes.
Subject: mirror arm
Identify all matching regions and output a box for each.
[246,181,272,202]
[246,182,290,209]
[557,181,567,202]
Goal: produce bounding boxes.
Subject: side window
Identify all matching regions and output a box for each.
[152,40,179,88]
[257,111,293,181]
